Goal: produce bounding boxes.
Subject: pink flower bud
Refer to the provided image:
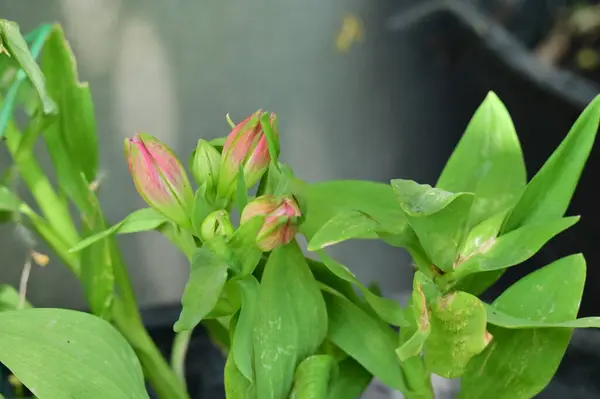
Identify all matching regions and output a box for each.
[217,111,277,198]
[125,133,194,228]
[240,195,301,251]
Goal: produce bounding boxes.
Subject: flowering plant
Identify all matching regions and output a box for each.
[1,18,600,399]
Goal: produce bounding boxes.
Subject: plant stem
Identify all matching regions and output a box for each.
[113,301,189,399]
[171,329,192,388]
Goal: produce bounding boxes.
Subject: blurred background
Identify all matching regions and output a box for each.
[2,0,600,398]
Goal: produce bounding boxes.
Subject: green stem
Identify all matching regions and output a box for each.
[170,329,192,388]
[113,301,189,399]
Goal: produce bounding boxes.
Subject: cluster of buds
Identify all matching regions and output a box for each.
[241,195,301,251]
[125,111,294,250]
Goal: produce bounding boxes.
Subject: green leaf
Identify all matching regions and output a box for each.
[302,180,408,240]
[254,240,327,399]
[236,164,248,212]
[174,246,229,332]
[69,208,167,253]
[41,25,98,182]
[460,254,586,399]
[485,304,600,328]
[290,355,337,399]
[423,291,490,378]
[224,349,251,399]
[391,179,474,271]
[0,20,56,114]
[318,251,407,327]
[0,23,52,139]
[502,94,600,233]
[232,276,260,382]
[452,211,508,295]
[455,216,579,277]
[0,284,31,311]
[260,112,280,163]
[80,226,114,319]
[396,272,431,362]
[323,290,408,394]
[327,358,371,399]
[308,209,388,251]
[228,216,264,276]
[0,308,147,399]
[436,92,526,229]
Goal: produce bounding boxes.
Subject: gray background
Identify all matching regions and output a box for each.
[0,0,461,311]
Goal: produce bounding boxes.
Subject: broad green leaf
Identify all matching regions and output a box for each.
[0,20,55,114]
[318,251,407,327]
[290,355,337,398]
[323,290,408,393]
[485,303,600,329]
[502,94,600,233]
[391,179,474,271]
[174,246,229,332]
[454,216,579,277]
[69,208,167,252]
[41,25,98,182]
[460,254,586,399]
[224,349,251,399]
[308,209,397,251]
[302,180,407,240]
[0,284,30,311]
[327,358,372,399]
[396,272,431,362]
[307,258,363,306]
[423,291,491,378]
[437,92,526,229]
[254,241,327,399]
[0,308,147,399]
[232,276,260,382]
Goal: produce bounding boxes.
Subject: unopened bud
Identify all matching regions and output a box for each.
[200,210,235,242]
[125,133,194,228]
[240,195,301,251]
[191,139,220,189]
[217,111,277,198]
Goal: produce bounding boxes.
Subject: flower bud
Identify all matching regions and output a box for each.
[200,210,234,242]
[217,110,277,198]
[125,133,194,228]
[191,139,221,189]
[240,195,301,251]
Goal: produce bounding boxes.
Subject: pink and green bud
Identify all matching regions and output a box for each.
[217,110,277,198]
[191,139,221,189]
[200,210,234,242]
[240,194,301,251]
[125,133,194,228]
